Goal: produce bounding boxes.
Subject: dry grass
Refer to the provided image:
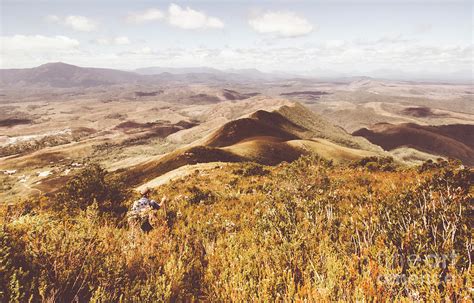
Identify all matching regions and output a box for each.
[1,155,472,302]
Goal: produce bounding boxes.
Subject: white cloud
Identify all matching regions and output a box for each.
[167,3,224,29]
[114,36,130,45]
[47,15,97,32]
[0,35,80,68]
[1,34,471,80]
[249,11,313,37]
[94,36,131,46]
[1,35,80,52]
[64,16,97,32]
[126,9,164,24]
[125,4,224,30]
[128,47,155,55]
[324,40,346,49]
[95,38,110,46]
[46,15,60,23]
[206,17,225,29]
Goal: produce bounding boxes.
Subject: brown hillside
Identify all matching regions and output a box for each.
[249,110,307,132]
[420,124,474,149]
[353,123,474,165]
[276,103,382,151]
[400,106,449,118]
[120,146,244,186]
[125,103,386,188]
[223,138,306,165]
[221,89,260,100]
[204,117,299,148]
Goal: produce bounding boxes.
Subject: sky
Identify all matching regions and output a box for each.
[1,0,473,80]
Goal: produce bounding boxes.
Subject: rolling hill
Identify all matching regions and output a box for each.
[123,102,382,188]
[353,123,474,165]
[204,112,300,148]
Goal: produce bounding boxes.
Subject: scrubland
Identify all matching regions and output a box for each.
[1,155,472,302]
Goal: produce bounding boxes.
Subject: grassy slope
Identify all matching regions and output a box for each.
[1,157,472,301]
[353,123,474,165]
[276,103,383,151]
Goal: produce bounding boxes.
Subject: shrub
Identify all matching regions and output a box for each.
[418,158,449,172]
[0,227,40,303]
[54,163,129,214]
[187,186,216,205]
[350,156,397,171]
[232,163,270,177]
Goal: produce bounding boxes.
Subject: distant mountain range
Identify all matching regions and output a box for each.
[1,62,470,88]
[0,62,145,88]
[0,62,281,88]
[134,66,224,75]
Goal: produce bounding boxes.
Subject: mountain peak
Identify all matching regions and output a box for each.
[37,62,79,69]
[0,62,140,88]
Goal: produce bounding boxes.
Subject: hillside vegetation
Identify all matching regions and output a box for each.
[1,155,472,302]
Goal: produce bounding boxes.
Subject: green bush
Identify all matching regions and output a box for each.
[55,163,129,214]
[350,156,397,171]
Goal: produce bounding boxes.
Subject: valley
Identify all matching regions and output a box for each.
[1,63,473,203]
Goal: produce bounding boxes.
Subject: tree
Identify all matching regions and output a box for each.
[55,163,128,213]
